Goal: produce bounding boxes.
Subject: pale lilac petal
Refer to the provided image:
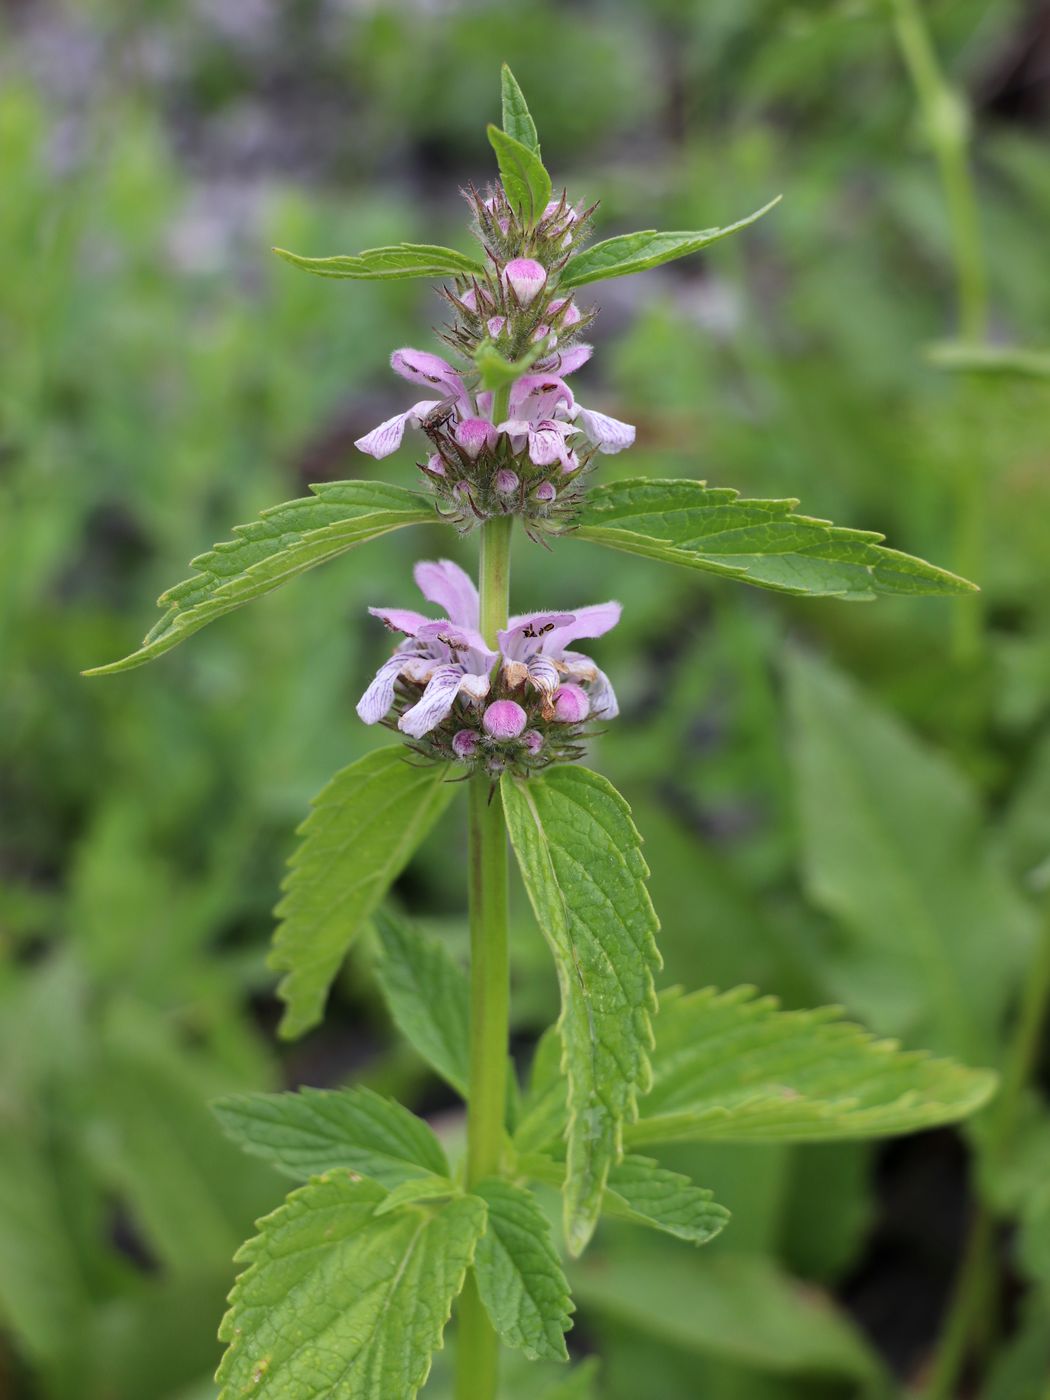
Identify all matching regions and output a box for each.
[498,612,575,662]
[413,560,479,630]
[576,404,636,454]
[416,621,496,674]
[454,417,497,459]
[528,420,575,470]
[537,344,592,376]
[543,602,622,654]
[476,390,493,417]
[368,606,431,637]
[525,654,560,695]
[354,399,442,459]
[399,664,466,737]
[510,375,574,419]
[356,654,407,724]
[503,258,547,306]
[562,652,620,719]
[391,348,467,406]
[496,418,533,437]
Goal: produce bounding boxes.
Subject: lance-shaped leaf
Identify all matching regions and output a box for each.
[273,242,485,280]
[620,987,996,1149]
[501,767,661,1257]
[373,908,470,1097]
[787,650,1035,1061]
[560,197,780,287]
[213,1085,449,1186]
[575,478,975,599]
[501,63,540,155]
[272,750,456,1039]
[217,1172,485,1400]
[85,481,436,675]
[472,1178,574,1362]
[488,125,553,225]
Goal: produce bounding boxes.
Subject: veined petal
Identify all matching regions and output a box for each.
[544,601,622,654]
[562,651,620,719]
[413,560,479,630]
[525,654,560,695]
[399,664,466,737]
[537,343,592,376]
[356,654,408,725]
[368,606,432,637]
[391,348,468,409]
[416,621,496,673]
[576,403,636,454]
[510,375,575,420]
[354,399,442,459]
[528,420,575,469]
[498,612,575,661]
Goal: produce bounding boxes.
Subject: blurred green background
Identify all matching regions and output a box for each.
[3,1,1050,1397]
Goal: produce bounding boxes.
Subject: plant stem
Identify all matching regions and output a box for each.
[454,512,513,1400]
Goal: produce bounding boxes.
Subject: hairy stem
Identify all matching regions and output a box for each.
[888,0,987,667]
[454,512,512,1400]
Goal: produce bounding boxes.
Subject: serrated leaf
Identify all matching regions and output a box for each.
[560,197,780,287]
[487,124,553,226]
[472,1177,573,1362]
[787,650,1035,1060]
[576,478,975,599]
[374,1175,457,1216]
[273,242,484,280]
[373,908,470,1097]
[603,1155,729,1245]
[217,1171,485,1400]
[213,1085,448,1185]
[625,986,996,1147]
[501,767,661,1257]
[271,750,457,1038]
[500,64,540,154]
[85,481,435,675]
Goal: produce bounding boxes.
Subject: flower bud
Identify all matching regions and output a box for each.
[534,481,556,503]
[495,469,519,494]
[531,324,551,343]
[548,297,582,328]
[553,684,590,723]
[523,730,544,754]
[452,729,479,759]
[455,417,497,460]
[482,700,528,740]
[503,258,547,306]
[425,453,446,477]
[487,316,506,337]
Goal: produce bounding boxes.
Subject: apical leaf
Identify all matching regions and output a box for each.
[474,336,548,391]
[85,481,435,675]
[373,908,470,1097]
[603,1155,729,1246]
[374,1175,457,1216]
[500,63,540,155]
[472,1177,574,1362]
[271,750,457,1038]
[487,125,553,225]
[624,987,996,1148]
[272,242,484,280]
[576,478,975,599]
[787,650,1035,1061]
[501,767,661,1256]
[217,1172,485,1400]
[560,197,780,287]
[213,1085,449,1186]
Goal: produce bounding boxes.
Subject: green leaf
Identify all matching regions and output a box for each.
[472,1177,574,1362]
[487,124,553,225]
[624,987,996,1148]
[560,197,780,287]
[84,481,435,675]
[501,767,661,1256]
[787,650,1035,1060]
[374,1175,457,1216]
[538,1359,601,1400]
[213,1085,449,1186]
[500,63,540,154]
[373,908,470,1098]
[474,336,549,392]
[271,750,457,1038]
[217,1171,485,1400]
[576,478,976,599]
[273,242,484,281]
[926,339,1050,379]
[603,1155,729,1245]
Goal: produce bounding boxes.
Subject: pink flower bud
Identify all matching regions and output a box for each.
[548,297,582,328]
[553,684,590,723]
[453,480,471,499]
[482,700,528,740]
[454,417,497,460]
[487,316,506,337]
[495,469,520,494]
[531,324,551,343]
[534,481,556,503]
[425,453,446,477]
[523,730,544,754]
[503,258,547,306]
[452,729,479,759]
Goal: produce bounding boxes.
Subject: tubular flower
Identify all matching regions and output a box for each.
[497,601,621,719]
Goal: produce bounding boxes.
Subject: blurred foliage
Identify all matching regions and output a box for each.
[3,0,1050,1396]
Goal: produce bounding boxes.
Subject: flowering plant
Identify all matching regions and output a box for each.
[88,67,994,1400]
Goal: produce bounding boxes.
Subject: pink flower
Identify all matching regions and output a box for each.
[552,684,590,723]
[355,348,471,460]
[357,560,498,737]
[497,373,635,466]
[502,258,547,306]
[454,417,498,459]
[497,601,621,718]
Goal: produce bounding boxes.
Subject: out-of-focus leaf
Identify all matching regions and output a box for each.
[213,1085,448,1186]
[501,63,540,154]
[501,768,660,1257]
[85,482,436,674]
[374,1175,457,1215]
[787,650,1035,1061]
[981,1290,1050,1400]
[576,479,976,599]
[537,1358,601,1399]
[487,125,553,224]
[560,198,780,287]
[927,340,1050,379]
[602,1155,730,1246]
[217,1172,485,1400]
[472,1177,573,1362]
[273,242,484,280]
[271,750,456,1038]
[474,337,548,391]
